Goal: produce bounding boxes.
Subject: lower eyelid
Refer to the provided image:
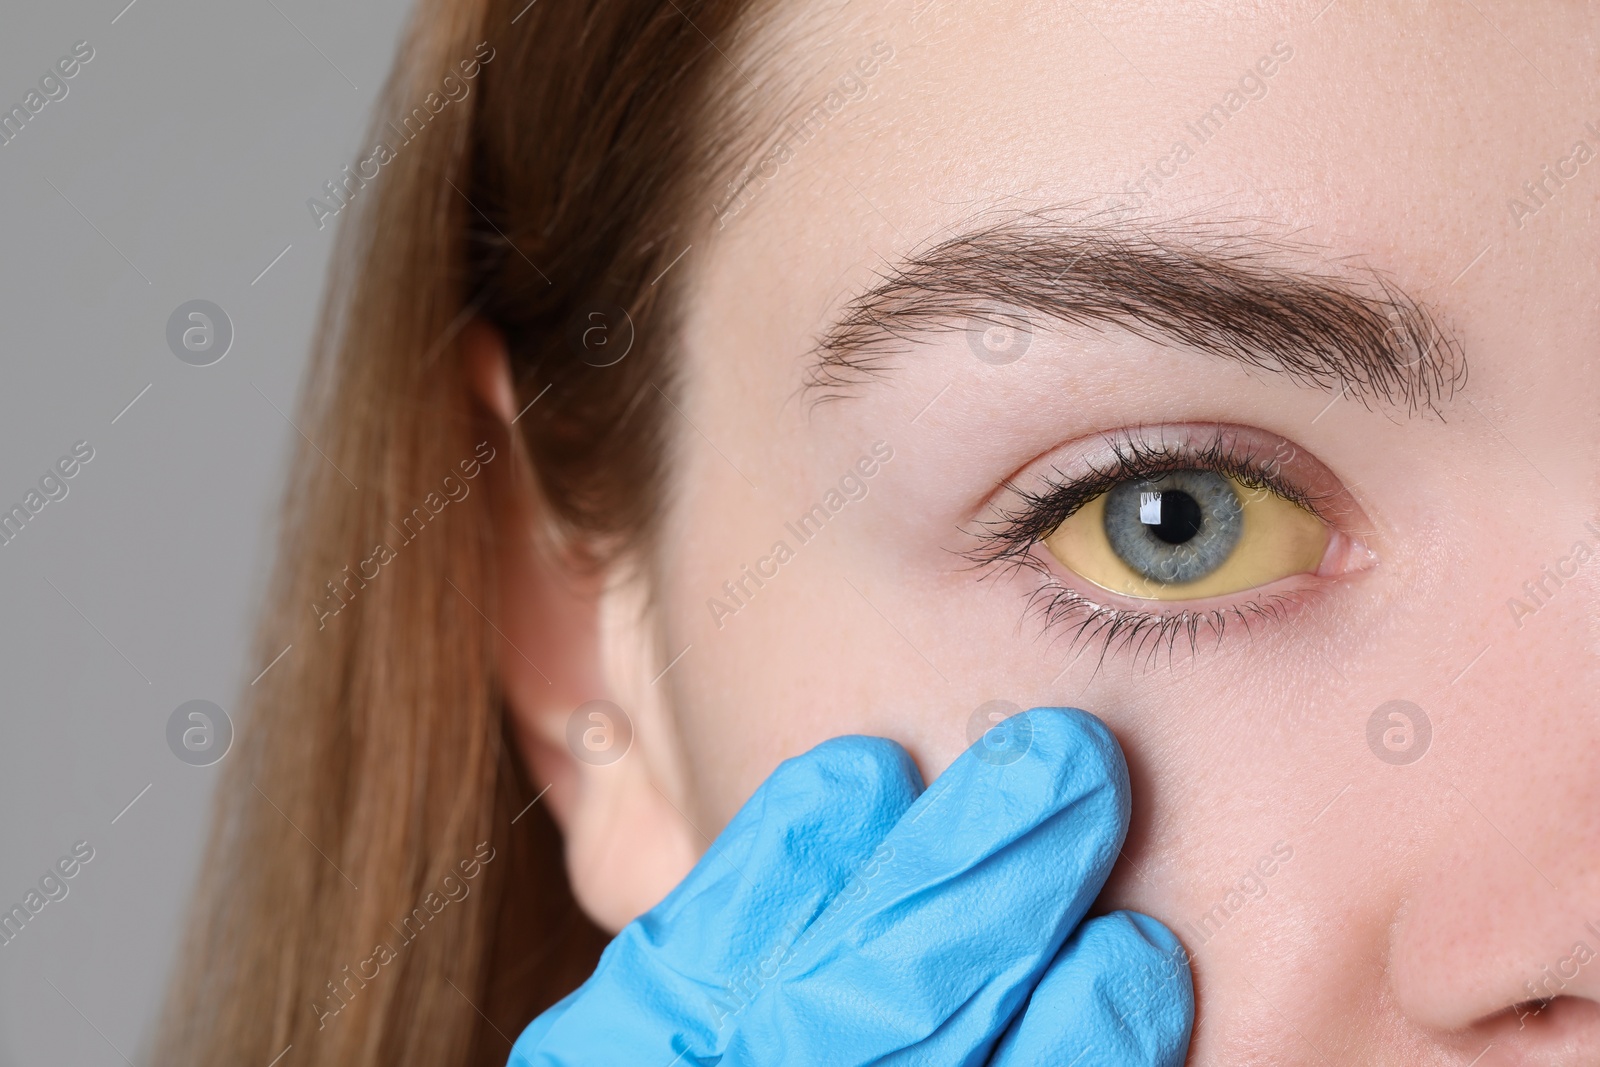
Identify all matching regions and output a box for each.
[1009,563,1320,668]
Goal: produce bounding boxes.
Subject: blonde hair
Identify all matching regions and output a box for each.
[154,0,763,1061]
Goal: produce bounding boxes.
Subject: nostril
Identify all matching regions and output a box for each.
[1508,997,1554,1031]
[1478,994,1600,1053]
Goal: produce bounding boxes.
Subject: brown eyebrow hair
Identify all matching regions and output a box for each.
[804,210,1467,414]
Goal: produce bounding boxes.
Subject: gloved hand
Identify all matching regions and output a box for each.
[508,706,1193,1066]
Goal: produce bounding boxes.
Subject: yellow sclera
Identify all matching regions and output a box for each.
[1041,475,1329,601]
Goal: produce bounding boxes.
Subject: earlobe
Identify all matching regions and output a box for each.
[501,564,703,933]
[463,321,699,931]
[561,573,703,931]
[511,652,702,933]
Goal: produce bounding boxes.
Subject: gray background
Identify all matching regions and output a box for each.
[0,1,413,1062]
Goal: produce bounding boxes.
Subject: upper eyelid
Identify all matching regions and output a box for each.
[969,425,1339,549]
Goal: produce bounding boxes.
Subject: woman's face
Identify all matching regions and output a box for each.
[556,0,1600,1058]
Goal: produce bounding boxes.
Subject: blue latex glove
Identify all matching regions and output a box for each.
[509,707,1193,1066]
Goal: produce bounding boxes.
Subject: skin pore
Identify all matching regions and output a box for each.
[471,0,1600,1062]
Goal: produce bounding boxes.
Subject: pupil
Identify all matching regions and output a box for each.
[1148,490,1203,544]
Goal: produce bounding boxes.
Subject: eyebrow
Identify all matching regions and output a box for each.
[804,212,1467,414]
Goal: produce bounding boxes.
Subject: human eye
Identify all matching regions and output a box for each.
[965,424,1376,664]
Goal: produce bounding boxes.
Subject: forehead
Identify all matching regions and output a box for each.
[687,0,1595,359]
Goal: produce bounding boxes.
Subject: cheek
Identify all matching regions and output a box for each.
[663,537,960,832]
[657,456,984,830]
[1085,506,1598,1044]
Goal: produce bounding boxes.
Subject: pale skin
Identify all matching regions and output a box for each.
[466,0,1600,1061]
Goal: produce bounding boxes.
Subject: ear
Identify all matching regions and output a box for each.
[462,320,699,932]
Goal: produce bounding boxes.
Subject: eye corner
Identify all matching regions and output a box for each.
[1317,528,1379,580]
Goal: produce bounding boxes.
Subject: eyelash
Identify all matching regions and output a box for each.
[964,427,1340,671]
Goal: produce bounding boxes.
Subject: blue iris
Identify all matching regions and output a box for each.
[1103,470,1243,585]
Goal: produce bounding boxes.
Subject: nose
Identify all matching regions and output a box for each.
[1387,574,1600,1059]
[1391,835,1600,1048]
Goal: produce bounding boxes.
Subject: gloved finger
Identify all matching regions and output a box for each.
[512,734,923,1065]
[988,910,1194,1067]
[730,706,1130,1065]
[646,733,924,967]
